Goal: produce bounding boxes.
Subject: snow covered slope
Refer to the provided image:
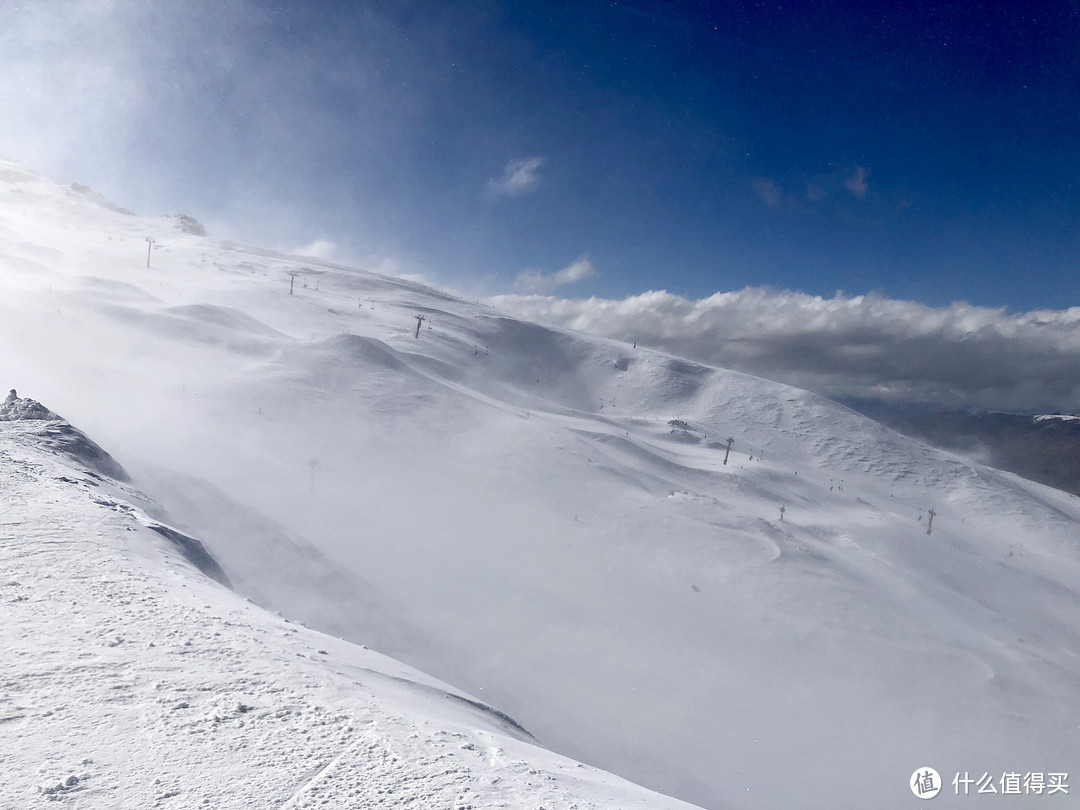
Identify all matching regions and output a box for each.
[0,395,701,809]
[894,409,1080,496]
[2,161,1080,808]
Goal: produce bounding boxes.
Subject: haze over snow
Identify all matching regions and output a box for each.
[0,391,699,809]
[2,162,1080,809]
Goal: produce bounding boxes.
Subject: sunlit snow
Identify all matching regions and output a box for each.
[2,162,1079,809]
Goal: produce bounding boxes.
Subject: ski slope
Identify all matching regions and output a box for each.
[2,161,1080,808]
[0,404,702,809]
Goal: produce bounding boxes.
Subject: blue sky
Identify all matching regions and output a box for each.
[2,0,1078,309]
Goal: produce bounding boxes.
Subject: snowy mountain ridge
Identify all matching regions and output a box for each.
[2,161,1080,808]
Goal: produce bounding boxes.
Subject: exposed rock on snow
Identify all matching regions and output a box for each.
[172,213,207,236]
[145,522,232,588]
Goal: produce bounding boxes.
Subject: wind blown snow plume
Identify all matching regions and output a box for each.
[490,288,1080,413]
[0,1,437,259]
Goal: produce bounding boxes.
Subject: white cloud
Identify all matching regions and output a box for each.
[488,156,545,197]
[845,166,869,198]
[487,287,1080,413]
[514,256,596,294]
[751,177,782,208]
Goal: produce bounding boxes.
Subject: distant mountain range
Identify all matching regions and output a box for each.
[892,411,1080,496]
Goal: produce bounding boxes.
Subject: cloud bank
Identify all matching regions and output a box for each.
[488,156,545,196]
[489,288,1080,414]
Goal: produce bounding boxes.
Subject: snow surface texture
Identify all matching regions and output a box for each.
[0,407,700,809]
[2,161,1080,808]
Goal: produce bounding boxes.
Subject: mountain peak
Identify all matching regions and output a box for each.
[1,389,57,421]
[0,391,128,482]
